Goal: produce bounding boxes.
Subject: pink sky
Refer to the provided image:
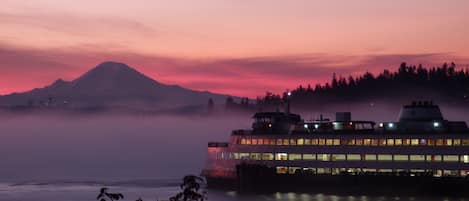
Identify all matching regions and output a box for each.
[1,0,468,97]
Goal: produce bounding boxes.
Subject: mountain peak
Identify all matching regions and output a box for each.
[74,61,144,83]
[95,61,131,71]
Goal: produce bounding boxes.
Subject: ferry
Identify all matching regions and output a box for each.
[202,101,469,195]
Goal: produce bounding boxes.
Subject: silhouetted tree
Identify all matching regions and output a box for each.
[169,175,206,201]
[96,188,124,201]
[331,73,338,88]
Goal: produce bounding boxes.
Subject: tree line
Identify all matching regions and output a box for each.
[226,62,469,111]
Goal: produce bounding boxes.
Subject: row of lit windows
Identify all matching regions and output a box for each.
[238,137,469,146]
[275,167,465,177]
[223,152,469,163]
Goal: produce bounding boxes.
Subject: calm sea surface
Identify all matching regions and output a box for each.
[0,180,466,201]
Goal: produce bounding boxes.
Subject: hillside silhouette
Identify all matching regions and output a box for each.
[227,62,469,112]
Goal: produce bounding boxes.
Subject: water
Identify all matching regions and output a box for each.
[0,180,466,201]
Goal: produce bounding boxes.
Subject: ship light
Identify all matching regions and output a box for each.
[314,124,319,129]
[287,91,292,96]
[433,122,440,128]
[388,123,394,128]
[304,124,308,129]
[379,123,384,127]
[268,123,272,128]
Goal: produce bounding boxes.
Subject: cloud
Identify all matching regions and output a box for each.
[0,11,155,37]
[0,43,468,97]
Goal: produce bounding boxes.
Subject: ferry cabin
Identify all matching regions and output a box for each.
[204,102,469,179]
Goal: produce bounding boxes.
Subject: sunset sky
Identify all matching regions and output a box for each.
[1,0,468,97]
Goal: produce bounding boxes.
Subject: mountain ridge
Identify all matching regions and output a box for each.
[0,61,229,111]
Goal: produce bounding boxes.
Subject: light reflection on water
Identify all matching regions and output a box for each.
[0,182,467,201]
[218,191,468,201]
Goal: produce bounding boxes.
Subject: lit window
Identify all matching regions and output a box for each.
[365,154,377,161]
[462,139,469,146]
[386,139,394,146]
[347,154,361,161]
[443,170,459,176]
[311,138,319,145]
[304,139,311,145]
[290,139,297,145]
[363,169,377,173]
[250,153,261,160]
[462,171,469,177]
[252,139,258,145]
[289,154,302,160]
[379,139,386,146]
[276,139,282,145]
[317,168,331,174]
[364,139,371,145]
[270,139,276,145]
[257,139,263,145]
[426,155,442,162]
[462,155,469,163]
[276,166,288,174]
[443,155,459,162]
[445,139,452,146]
[333,139,340,145]
[348,139,356,145]
[283,139,289,145]
[297,138,304,145]
[275,153,288,160]
[427,139,435,146]
[326,139,334,145]
[410,155,425,161]
[321,154,331,161]
[340,139,349,145]
[436,139,444,146]
[419,139,427,146]
[246,138,252,145]
[303,154,316,160]
[395,139,402,145]
[332,154,346,161]
[240,138,246,145]
[403,139,410,146]
[289,167,301,174]
[303,167,316,174]
[319,138,326,145]
[377,154,392,161]
[394,155,408,161]
[239,153,250,159]
[261,153,274,160]
[411,139,419,146]
[355,139,363,145]
[454,139,461,146]
[371,139,379,146]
